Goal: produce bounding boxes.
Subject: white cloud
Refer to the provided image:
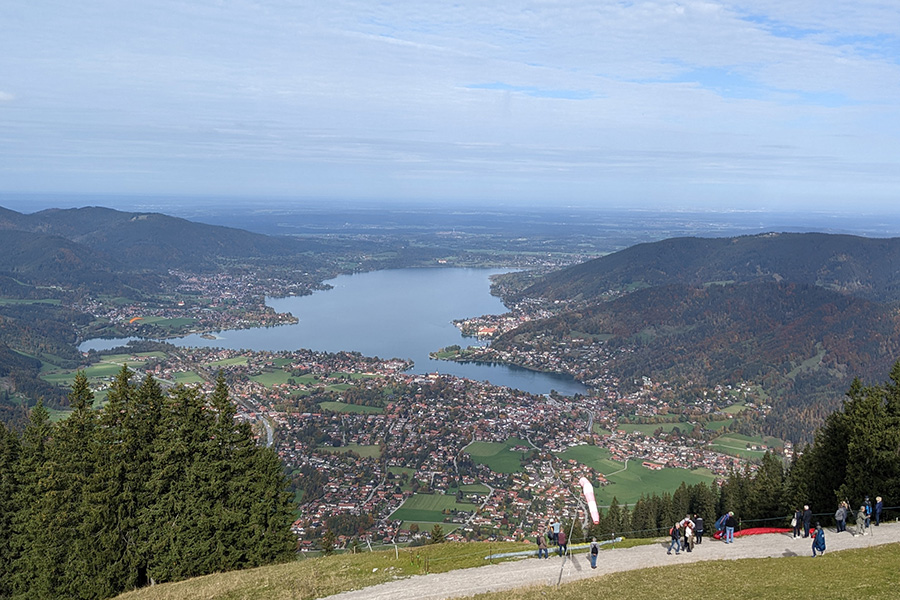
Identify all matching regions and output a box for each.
[0,92,14,101]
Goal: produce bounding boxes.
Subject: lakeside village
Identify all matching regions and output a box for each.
[70,271,785,551]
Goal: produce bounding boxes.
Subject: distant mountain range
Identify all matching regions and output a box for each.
[523,233,900,303]
[499,233,900,441]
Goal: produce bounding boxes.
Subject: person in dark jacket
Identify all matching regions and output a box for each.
[667,522,681,555]
[725,512,737,544]
[812,523,826,556]
[835,502,848,533]
[556,528,568,557]
[802,505,812,537]
[875,496,883,526]
[793,507,803,538]
[694,514,704,545]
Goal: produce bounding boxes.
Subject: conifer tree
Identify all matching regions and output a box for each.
[0,421,20,598]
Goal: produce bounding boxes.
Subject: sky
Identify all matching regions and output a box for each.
[1,1,899,212]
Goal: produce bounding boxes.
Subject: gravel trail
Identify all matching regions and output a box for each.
[320,523,900,600]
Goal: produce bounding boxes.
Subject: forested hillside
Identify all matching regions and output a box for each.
[523,233,900,303]
[497,233,900,442]
[0,371,296,600]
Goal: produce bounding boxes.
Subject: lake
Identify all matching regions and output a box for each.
[81,268,588,396]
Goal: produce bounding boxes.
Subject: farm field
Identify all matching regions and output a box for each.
[170,371,204,385]
[595,463,718,505]
[709,433,782,459]
[556,445,623,474]
[205,356,249,368]
[391,493,480,525]
[617,422,684,435]
[465,438,531,474]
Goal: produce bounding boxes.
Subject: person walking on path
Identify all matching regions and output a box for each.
[875,496,883,526]
[588,537,599,568]
[802,505,812,537]
[667,522,682,555]
[536,530,549,559]
[725,512,737,544]
[556,529,567,557]
[694,514,704,545]
[856,505,867,536]
[812,523,826,556]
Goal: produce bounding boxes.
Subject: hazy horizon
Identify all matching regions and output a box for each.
[3,2,899,212]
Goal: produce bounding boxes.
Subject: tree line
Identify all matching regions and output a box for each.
[0,368,296,600]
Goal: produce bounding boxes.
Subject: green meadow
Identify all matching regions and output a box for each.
[709,433,782,459]
[465,438,531,474]
[392,493,480,525]
[318,401,384,414]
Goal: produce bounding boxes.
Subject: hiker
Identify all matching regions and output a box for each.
[724,511,737,544]
[875,496,883,526]
[683,518,694,552]
[835,501,847,533]
[556,528,568,557]
[802,505,812,537]
[792,507,803,538]
[667,522,682,555]
[588,537,599,568]
[812,523,826,557]
[864,497,872,529]
[856,505,867,536]
[694,514,704,545]
[550,519,561,544]
[536,529,549,559]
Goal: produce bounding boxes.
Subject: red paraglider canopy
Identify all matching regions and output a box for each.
[713,527,791,539]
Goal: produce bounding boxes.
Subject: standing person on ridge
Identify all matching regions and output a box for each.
[802,505,812,538]
[556,528,567,557]
[588,537,599,568]
[724,511,737,544]
[834,501,847,533]
[792,507,803,538]
[875,496,883,526]
[536,529,549,559]
[694,514,704,545]
[856,504,867,536]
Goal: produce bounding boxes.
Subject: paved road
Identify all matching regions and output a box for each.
[319,523,900,600]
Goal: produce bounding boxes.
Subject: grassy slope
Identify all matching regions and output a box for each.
[472,543,900,600]
[113,541,900,600]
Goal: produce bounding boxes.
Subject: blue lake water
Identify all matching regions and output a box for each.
[81,268,588,396]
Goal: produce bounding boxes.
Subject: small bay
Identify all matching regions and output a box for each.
[81,268,587,396]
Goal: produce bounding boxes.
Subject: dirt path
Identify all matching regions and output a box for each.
[320,523,900,600]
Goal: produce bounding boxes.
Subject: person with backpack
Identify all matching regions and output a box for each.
[694,514,705,545]
[588,537,599,568]
[667,522,682,555]
[812,522,826,556]
[536,529,549,559]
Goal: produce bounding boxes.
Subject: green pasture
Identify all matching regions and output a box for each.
[721,403,749,414]
[704,418,734,431]
[0,298,61,306]
[594,463,718,505]
[392,493,480,524]
[41,362,124,386]
[617,421,685,435]
[709,433,782,459]
[206,356,249,368]
[316,444,383,458]
[592,424,613,436]
[251,370,293,387]
[318,401,383,414]
[329,372,377,381]
[465,438,530,474]
[556,445,624,474]
[459,483,491,494]
[170,371,204,385]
